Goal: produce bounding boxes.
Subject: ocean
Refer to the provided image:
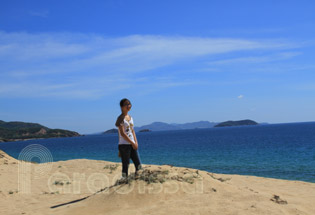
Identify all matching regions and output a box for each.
[1,121,314,183]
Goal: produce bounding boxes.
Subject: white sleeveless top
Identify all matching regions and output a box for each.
[115,114,135,145]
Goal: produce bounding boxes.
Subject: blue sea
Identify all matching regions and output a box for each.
[1,122,315,183]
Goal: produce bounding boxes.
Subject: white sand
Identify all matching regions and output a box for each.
[1,149,314,215]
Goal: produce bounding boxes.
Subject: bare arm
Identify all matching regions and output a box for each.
[131,127,138,149]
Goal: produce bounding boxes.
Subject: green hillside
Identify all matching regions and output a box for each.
[0,120,81,142]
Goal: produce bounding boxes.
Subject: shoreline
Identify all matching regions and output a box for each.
[0,135,85,143]
[0,146,314,184]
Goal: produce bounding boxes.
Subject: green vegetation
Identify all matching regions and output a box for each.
[104,164,119,173]
[115,169,170,185]
[53,180,71,186]
[182,175,194,184]
[0,120,81,142]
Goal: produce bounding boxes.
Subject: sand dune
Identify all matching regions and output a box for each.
[1,149,315,215]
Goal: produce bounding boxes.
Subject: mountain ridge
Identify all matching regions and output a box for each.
[101,119,266,134]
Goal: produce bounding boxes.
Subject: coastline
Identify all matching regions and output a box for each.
[1,149,315,215]
[0,135,85,143]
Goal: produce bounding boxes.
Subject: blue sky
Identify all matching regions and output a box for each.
[0,0,314,134]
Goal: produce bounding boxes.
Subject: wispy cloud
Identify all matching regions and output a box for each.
[0,31,301,99]
[207,51,302,65]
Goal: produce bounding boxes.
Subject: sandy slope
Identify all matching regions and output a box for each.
[0,149,314,215]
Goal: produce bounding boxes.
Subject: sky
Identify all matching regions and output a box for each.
[0,0,314,134]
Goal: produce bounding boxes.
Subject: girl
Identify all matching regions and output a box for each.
[115,98,142,180]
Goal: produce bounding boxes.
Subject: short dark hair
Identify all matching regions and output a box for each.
[119,98,131,107]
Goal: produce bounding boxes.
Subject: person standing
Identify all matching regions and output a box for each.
[115,98,142,180]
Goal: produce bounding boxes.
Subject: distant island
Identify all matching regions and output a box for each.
[103,128,118,134]
[103,128,151,134]
[214,119,258,127]
[133,120,218,132]
[139,129,151,132]
[100,119,263,134]
[0,120,81,142]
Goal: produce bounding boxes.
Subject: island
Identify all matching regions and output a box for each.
[214,119,258,127]
[103,128,151,134]
[0,120,81,142]
[103,128,118,134]
[139,129,151,132]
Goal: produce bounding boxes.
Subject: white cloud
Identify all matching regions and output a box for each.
[207,51,302,65]
[238,95,244,99]
[0,31,300,99]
